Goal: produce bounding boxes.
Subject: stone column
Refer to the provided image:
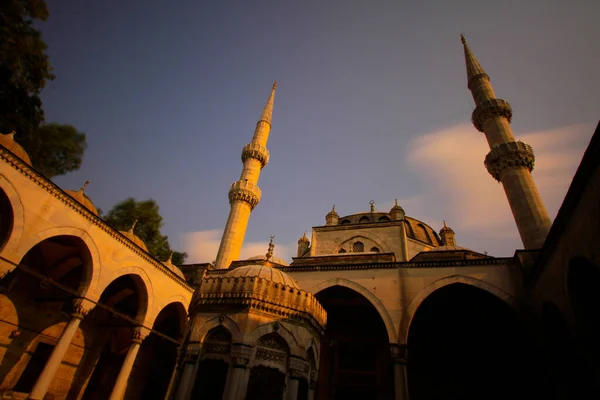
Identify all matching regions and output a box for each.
[307,369,318,400]
[29,299,92,400]
[390,344,409,400]
[173,341,201,400]
[223,344,253,400]
[286,357,308,400]
[108,327,149,400]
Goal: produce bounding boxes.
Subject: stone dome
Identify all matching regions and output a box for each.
[65,186,98,216]
[225,264,298,288]
[163,257,185,279]
[120,228,148,252]
[0,132,32,166]
[247,254,290,266]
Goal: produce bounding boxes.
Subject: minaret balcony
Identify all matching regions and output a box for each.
[241,143,270,168]
[484,141,535,181]
[228,180,262,209]
[472,98,512,132]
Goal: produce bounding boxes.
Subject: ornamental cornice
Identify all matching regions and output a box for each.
[241,143,270,169]
[276,257,516,273]
[484,141,535,181]
[194,277,327,332]
[0,147,193,293]
[228,180,261,210]
[471,98,512,132]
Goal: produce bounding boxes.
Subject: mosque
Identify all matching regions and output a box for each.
[0,36,598,400]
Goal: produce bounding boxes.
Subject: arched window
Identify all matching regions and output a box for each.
[379,216,390,222]
[353,242,364,252]
[338,249,347,254]
[370,247,380,253]
[340,219,351,225]
[359,216,370,224]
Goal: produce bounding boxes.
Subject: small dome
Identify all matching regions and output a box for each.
[65,181,98,215]
[0,132,32,166]
[119,220,148,252]
[326,205,339,218]
[163,253,185,279]
[225,264,298,288]
[247,254,290,266]
[298,232,309,243]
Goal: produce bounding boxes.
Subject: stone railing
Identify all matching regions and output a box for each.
[196,276,327,332]
[471,98,512,132]
[241,143,270,169]
[484,140,535,181]
[228,180,262,210]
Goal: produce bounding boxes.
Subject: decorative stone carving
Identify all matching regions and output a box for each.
[484,141,535,181]
[255,348,286,365]
[471,98,512,132]
[390,344,407,365]
[288,357,309,379]
[231,343,253,368]
[228,180,261,210]
[70,298,93,319]
[241,142,270,169]
[183,342,201,364]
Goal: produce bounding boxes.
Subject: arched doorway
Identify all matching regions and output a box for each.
[407,283,543,400]
[315,286,393,400]
[191,326,232,400]
[567,257,600,394]
[246,332,289,400]
[80,274,148,400]
[137,302,186,399]
[0,188,14,251]
[0,235,92,395]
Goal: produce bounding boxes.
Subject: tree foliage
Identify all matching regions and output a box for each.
[0,0,87,178]
[103,198,188,265]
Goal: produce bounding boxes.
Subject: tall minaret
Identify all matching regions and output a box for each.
[214,82,276,269]
[461,35,551,249]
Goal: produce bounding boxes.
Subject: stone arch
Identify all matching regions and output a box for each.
[0,174,24,256]
[310,278,397,343]
[400,275,518,342]
[152,301,187,338]
[247,322,301,353]
[335,232,392,254]
[17,226,101,298]
[197,314,242,344]
[94,269,152,325]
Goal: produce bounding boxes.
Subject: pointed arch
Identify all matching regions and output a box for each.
[335,232,392,254]
[246,322,301,355]
[196,314,242,344]
[400,275,518,343]
[0,174,24,256]
[310,278,397,343]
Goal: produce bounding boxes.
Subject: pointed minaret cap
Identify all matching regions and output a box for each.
[258,81,277,125]
[461,34,489,89]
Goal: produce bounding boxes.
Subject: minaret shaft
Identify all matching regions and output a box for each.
[214,83,276,269]
[462,36,551,249]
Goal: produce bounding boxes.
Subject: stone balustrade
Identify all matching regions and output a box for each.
[484,140,535,181]
[228,180,262,209]
[241,142,270,169]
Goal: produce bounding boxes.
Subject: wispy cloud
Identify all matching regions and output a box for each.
[181,229,295,264]
[402,123,593,256]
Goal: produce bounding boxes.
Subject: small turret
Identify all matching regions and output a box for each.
[389,199,405,221]
[439,221,456,247]
[297,232,310,257]
[325,205,339,226]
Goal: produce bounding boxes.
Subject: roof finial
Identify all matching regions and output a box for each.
[78,180,90,193]
[395,198,398,206]
[258,82,277,124]
[6,131,16,140]
[443,220,448,228]
[128,218,139,233]
[460,33,466,45]
[369,200,375,212]
[303,231,307,239]
[266,235,275,260]
[167,250,174,264]
[331,204,335,212]
[461,33,488,89]
[273,81,277,90]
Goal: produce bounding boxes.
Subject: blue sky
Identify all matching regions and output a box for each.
[42,1,600,260]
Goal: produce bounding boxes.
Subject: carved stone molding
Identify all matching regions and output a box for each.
[70,298,94,319]
[255,348,286,365]
[231,343,253,368]
[228,180,261,210]
[471,98,512,132]
[390,344,407,365]
[241,143,270,169]
[183,341,202,364]
[288,357,309,379]
[484,140,535,181]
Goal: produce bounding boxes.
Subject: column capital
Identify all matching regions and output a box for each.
[71,298,94,319]
[131,326,150,344]
[183,341,202,364]
[288,356,310,380]
[231,343,253,368]
[390,344,407,365]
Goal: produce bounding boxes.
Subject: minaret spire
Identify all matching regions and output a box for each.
[214,83,276,269]
[461,36,551,249]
